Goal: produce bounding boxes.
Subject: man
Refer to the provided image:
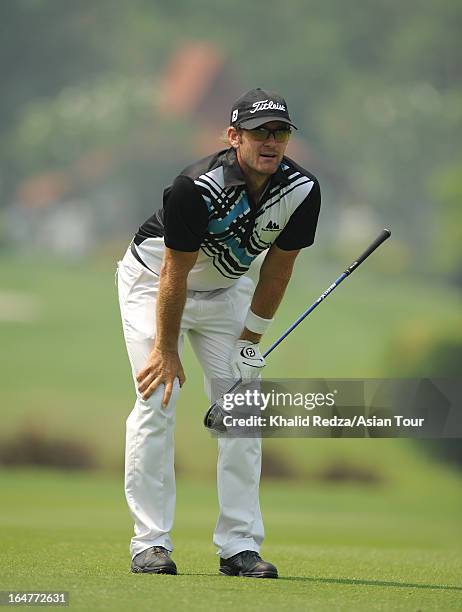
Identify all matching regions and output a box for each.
[117,88,321,578]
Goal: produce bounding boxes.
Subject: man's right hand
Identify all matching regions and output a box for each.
[136,347,186,407]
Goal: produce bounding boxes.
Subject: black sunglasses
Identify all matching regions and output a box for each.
[243,126,292,143]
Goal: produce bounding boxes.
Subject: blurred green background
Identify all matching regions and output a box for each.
[0,1,461,609]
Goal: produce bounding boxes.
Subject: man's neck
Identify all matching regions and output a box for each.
[236,153,271,203]
[248,175,270,203]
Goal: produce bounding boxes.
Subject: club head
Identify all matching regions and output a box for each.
[203,402,227,433]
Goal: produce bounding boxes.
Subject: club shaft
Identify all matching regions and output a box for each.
[264,229,391,358]
[263,271,347,357]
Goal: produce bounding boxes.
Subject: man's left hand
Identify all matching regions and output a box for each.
[231,340,265,380]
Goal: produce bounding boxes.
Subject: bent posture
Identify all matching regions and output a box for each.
[117,88,321,577]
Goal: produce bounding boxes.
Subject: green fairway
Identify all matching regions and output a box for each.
[0,469,461,611]
[1,255,462,609]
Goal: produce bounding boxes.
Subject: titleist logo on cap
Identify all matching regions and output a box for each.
[250,100,286,114]
[229,88,297,130]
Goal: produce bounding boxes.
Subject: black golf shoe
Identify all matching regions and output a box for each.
[131,546,177,574]
[220,550,278,579]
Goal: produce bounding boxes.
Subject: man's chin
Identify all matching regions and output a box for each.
[256,158,280,175]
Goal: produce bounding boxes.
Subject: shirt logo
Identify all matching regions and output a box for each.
[250,100,286,114]
[264,220,280,230]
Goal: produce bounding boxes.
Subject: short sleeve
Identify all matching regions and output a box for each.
[163,175,209,251]
[275,179,321,250]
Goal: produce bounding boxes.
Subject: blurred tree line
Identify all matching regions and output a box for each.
[0,0,460,278]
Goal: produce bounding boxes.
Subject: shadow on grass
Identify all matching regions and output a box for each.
[279,576,462,591]
[177,573,461,591]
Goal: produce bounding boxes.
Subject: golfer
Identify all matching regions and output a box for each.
[117,88,321,578]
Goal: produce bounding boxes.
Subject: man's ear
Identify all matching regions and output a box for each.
[227,126,241,149]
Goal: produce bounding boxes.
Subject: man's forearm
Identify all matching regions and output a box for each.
[251,276,290,319]
[155,269,187,352]
[239,276,290,343]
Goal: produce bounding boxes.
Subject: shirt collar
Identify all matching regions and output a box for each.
[222,148,290,188]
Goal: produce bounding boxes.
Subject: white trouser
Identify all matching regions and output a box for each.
[117,248,264,560]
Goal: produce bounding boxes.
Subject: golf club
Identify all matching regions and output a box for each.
[204,228,391,432]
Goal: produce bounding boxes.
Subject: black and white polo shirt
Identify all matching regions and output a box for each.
[131,148,321,291]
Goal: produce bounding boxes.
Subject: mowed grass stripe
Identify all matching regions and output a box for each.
[0,469,461,611]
